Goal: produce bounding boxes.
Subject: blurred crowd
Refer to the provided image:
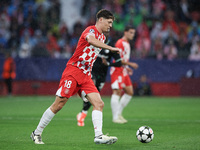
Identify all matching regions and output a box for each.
[0,0,200,60]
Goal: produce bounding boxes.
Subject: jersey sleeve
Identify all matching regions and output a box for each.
[83,28,96,40]
[109,52,122,67]
[113,52,121,62]
[115,40,123,49]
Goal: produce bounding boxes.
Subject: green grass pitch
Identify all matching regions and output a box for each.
[0,96,200,150]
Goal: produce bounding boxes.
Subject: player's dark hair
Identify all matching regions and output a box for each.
[96,9,114,20]
[124,25,134,32]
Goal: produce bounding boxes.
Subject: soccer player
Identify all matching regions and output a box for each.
[77,32,122,126]
[31,9,120,145]
[110,26,138,124]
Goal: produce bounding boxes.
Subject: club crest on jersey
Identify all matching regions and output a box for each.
[64,89,69,94]
[89,29,95,33]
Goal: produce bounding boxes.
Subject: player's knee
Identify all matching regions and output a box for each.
[57,103,64,111]
[127,91,134,96]
[51,104,63,113]
[113,89,121,96]
[99,100,104,109]
[126,89,134,96]
[51,97,67,113]
[93,100,104,110]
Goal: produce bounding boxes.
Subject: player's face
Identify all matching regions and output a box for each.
[101,18,113,32]
[126,29,135,41]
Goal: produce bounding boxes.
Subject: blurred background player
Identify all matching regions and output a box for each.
[31,9,120,145]
[110,26,138,124]
[77,32,122,126]
[135,74,152,96]
[2,53,16,96]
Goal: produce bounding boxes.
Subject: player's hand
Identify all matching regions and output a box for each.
[102,57,109,66]
[130,62,139,69]
[110,47,121,54]
[127,67,133,75]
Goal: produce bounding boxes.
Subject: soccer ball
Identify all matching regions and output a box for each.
[136,126,154,143]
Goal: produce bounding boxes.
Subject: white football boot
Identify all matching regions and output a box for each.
[118,115,128,123]
[112,118,125,124]
[94,134,118,144]
[30,131,44,144]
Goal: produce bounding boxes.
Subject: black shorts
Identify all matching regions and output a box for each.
[91,73,106,92]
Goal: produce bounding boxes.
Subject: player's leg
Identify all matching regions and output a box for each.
[77,77,104,127]
[7,78,12,95]
[118,76,133,122]
[77,101,91,126]
[111,89,124,123]
[5,78,11,95]
[76,77,98,126]
[31,96,68,144]
[31,75,77,144]
[83,101,92,111]
[86,92,117,144]
[110,75,125,123]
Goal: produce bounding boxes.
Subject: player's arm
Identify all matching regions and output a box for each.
[115,41,138,69]
[102,57,122,67]
[122,60,138,69]
[109,58,122,67]
[87,35,120,53]
[107,52,122,67]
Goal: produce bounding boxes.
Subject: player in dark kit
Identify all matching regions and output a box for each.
[77,37,122,126]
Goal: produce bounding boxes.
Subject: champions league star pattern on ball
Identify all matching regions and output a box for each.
[136,126,154,143]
